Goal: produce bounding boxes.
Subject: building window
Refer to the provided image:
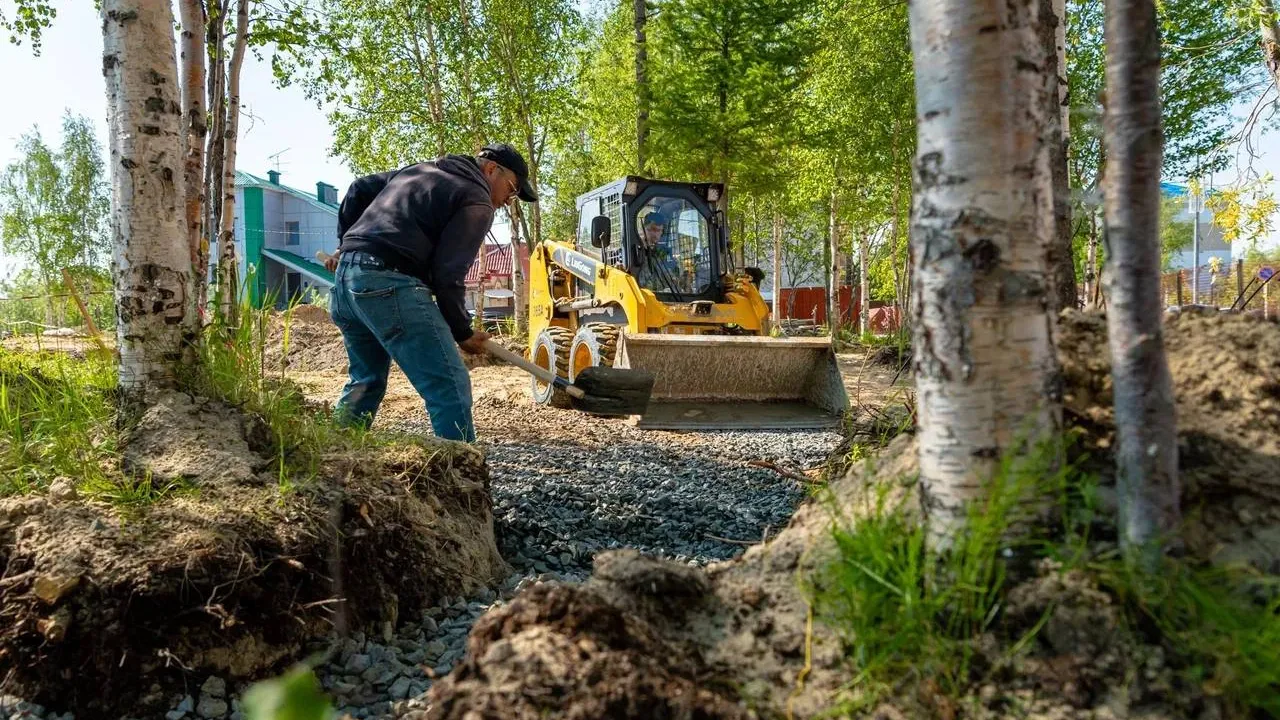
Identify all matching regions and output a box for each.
[285,221,300,246]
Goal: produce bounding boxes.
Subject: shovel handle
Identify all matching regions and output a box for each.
[482,339,586,399]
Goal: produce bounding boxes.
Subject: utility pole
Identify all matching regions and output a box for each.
[1190,181,1201,304]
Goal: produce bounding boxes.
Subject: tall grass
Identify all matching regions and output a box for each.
[187,294,366,489]
[0,348,118,495]
[811,435,1280,716]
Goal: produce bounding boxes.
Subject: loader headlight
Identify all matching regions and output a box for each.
[707,186,720,202]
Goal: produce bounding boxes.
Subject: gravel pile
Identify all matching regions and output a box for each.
[3,418,841,720]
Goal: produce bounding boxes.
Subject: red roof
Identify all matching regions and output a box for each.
[466,242,523,285]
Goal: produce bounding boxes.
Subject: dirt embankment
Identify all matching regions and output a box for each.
[425,309,1280,719]
[0,391,507,718]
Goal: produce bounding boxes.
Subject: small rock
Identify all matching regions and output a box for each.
[177,695,195,713]
[420,616,438,634]
[422,640,448,661]
[166,711,187,720]
[344,653,371,674]
[200,676,227,698]
[89,517,107,533]
[230,713,244,720]
[37,608,71,642]
[389,676,413,700]
[33,573,80,605]
[47,478,77,501]
[196,696,228,719]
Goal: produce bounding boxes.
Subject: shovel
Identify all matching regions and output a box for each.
[481,339,655,417]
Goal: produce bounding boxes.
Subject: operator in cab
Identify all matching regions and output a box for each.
[322,143,538,443]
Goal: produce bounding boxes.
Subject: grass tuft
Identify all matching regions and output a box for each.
[0,348,118,496]
[811,434,1280,716]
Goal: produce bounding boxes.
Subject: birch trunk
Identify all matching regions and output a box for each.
[771,208,782,328]
[1259,0,1280,88]
[103,0,196,394]
[459,0,483,152]
[634,0,650,174]
[217,0,249,321]
[178,0,207,315]
[511,205,529,334]
[409,5,447,156]
[1042,0,1076,313]
[1085,209,1099,305]
[907,0,1064,547]
[1102,0,1180,561]
[205,0,225,291]
[859,234,870,336]
[827,186,840,333]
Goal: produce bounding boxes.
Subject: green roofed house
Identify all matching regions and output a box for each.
[211,170,340,309]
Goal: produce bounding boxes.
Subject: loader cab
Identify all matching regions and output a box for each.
[575,176,728,303]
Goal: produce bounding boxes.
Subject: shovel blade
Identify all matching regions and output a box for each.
[567,366,655,416]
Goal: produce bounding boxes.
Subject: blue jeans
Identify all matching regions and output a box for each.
[329,251,475,442]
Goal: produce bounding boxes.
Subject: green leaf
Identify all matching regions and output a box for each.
[241,666,337,720]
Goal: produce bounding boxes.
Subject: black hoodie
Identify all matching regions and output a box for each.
[337,154,495,343]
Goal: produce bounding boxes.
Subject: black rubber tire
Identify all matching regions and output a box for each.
[530,326,575,408]
[568,323,621,382]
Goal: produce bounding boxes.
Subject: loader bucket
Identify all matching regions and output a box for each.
[613,333,850,431]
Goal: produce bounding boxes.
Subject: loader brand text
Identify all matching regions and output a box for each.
[553,248,599,282]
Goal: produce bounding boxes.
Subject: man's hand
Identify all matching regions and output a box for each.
[322,249,341,272]
[459,330,492,355]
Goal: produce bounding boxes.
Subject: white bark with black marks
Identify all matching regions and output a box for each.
[102,0,196,394]
[827,186,839,333]
[216,0,249,320]
[178,0,206,313]
[771,208,782,327]
[1102,0,1180,560]
[907,0,1064,547]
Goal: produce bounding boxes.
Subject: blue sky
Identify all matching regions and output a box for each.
[1,0,1278,282]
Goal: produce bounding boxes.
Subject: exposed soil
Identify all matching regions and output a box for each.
[424,309,1280,719]
[0,391,506,718]
[1058,308,1280,573]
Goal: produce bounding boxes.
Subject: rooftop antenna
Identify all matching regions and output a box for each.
[267,148,291,174]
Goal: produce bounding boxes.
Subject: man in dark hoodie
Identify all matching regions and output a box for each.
[326,143,537,442]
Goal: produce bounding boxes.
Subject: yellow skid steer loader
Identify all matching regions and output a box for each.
[526,175,849,430]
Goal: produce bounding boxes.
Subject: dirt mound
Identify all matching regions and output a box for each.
[427,310,1280,719]
[427,555,751,720]
[0,392,507,717]
[1058,308,1280,572]
[263,309,522,374]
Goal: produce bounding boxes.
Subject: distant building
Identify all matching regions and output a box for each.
[212,170,340,309]
[1160,181,1233,271]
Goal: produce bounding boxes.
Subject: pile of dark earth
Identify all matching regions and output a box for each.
[1,425,840,720]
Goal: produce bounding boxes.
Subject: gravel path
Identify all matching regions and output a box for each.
[304,423,841,719]
[2,393,843,720]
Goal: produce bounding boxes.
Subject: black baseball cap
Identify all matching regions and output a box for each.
[478,142,538,202]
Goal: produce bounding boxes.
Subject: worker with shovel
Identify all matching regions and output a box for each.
[325,143,537,442]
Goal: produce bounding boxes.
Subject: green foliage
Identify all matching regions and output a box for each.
[242,664,337,720]
[813,435,1280,716]
[647,0,817,191]
[1202,175,1280,251]
[0,0,55,53]
[0,347,118,496]
[0,111,111,324]
[1096,559,1280,717]
[0,266,115,334]
[810,437,1076,710]
[1160,195,1194,270]
[1067,0,1263,191]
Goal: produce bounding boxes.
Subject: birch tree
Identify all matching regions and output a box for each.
[178,0,208,312]
[1102,0,1180,562]
[102,0,197,394]
[907,0,1064,546]
[215,0,250,322]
